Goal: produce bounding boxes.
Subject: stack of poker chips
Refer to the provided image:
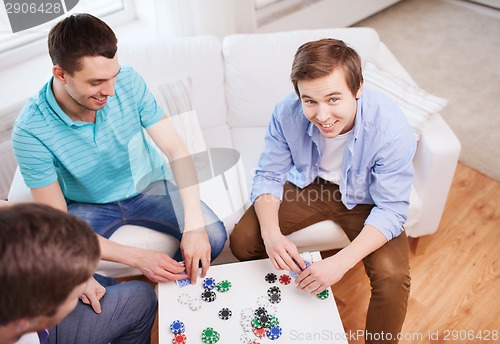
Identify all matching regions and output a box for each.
[240,306,283,342]
[170,320,187,344]
[177,277,233,312]
[200,277,232,302]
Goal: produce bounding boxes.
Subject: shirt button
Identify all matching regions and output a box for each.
[314,163,319,167]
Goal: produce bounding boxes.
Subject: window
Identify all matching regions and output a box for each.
[0,0,134,65]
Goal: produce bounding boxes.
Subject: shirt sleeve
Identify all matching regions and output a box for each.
[128,67,164,128]
[364,123,417,240]
[11,123,57,189]
[250,107,294,203]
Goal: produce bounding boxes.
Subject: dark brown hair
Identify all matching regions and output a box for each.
[0,203,99,325]
[48,13,118,75]
[290,38,363,97]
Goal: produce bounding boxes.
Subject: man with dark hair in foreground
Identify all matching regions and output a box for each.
[0,203,157,344]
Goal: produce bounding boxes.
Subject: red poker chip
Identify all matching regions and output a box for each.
[279,274,291,285]
[253,327,266,338]
[172,333,187,344]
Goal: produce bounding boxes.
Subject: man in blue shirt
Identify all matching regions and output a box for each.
[12,13,227,290]
[230,39,416,343]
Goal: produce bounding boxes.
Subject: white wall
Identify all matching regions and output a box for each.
[256,0,402,32]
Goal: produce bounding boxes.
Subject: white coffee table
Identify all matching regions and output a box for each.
[158,251,347,343]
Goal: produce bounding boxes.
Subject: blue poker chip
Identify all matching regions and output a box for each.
[203,277,217,290]
[266,325,283,340]
[169,320,185,334]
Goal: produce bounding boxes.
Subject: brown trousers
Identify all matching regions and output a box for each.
[230,179,410,344]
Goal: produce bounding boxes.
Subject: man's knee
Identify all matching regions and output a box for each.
[116,280,157,319]
[229,224,266,261]
[367,258,411,298]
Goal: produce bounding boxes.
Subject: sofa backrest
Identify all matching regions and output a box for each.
[118,36,228,141]
[222,28,381,129]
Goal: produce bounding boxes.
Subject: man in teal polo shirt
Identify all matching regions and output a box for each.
[12,14,226,289]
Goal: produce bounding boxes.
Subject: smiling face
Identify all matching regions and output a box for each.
[298,68,363,138]
[53,55,120,116]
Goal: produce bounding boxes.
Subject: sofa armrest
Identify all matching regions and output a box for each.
[408,114,461,237]
[7,167,33,203]
[371,42,461,237]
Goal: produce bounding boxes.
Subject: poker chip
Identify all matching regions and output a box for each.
[317,289,330,300]
[201,289,217,302]
[254,307,268,318]
[268,314,280,327]
[279,274,291,285]
[188,297,202,311]
[240,319,253,332]
[177,293,191,305]
[201,327,220,343]
[215,280,232,292]
[252,313,271,329]
[256,295,269,307]
[241,307,254,320]
[268,293,281,304]
[265,272,277,283]
[240,332,254,343]
[203,277,217,290]
[249,341,261,344]
[266,304,278,316]
[169,320,185,334]
[253,327,266,338]
[267,286,281,297]
[266,325,283,340]
[259,314,271,328]
[172,333,187,344]
[218,307,232,320]
[251,315,264,329]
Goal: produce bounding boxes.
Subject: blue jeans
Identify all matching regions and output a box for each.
[48,274,157,344]
[68,180,227,261]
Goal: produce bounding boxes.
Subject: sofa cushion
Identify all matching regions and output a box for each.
[363,60,448,141]
[118,36,227,132]
[223,27,380,129]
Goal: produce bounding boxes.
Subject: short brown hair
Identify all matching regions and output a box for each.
[290,38,363,97]
[48,13,118,75]
[0,203,100,325]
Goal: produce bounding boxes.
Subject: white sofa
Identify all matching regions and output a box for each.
[8,28,461,277]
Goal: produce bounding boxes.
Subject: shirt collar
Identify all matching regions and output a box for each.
[352,95,364,141]
[45,77,90,127]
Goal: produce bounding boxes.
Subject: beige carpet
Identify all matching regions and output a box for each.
[354,0,500,181]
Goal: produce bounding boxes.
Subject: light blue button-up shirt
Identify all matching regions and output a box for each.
[251,87,416,240]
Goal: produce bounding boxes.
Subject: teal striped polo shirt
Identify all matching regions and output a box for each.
[12,65,167,203]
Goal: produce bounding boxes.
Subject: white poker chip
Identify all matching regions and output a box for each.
[240,319,253,332]
[257,295,269,307]
[240,307,254,320]
[266,304,278,316]
[240,331,254,343]
[188,297,202,311]
[177,293,191,305]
